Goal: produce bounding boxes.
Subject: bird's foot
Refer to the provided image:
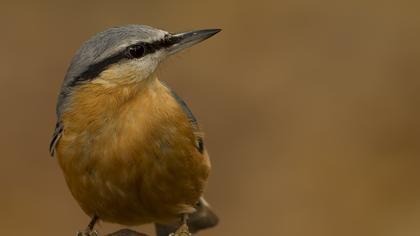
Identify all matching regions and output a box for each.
[76,229,99,236]
[169,223,191,236]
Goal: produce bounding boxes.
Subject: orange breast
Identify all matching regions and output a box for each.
[56,77,210,225]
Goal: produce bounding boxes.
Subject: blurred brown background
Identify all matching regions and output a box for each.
[1,1,420,236]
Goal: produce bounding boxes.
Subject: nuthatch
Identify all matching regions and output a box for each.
[50,25,220,236]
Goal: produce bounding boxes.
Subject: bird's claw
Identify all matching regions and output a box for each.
[76,229,98,236]
[169,223,191,236]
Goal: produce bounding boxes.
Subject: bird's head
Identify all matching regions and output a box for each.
[57,25,220,115]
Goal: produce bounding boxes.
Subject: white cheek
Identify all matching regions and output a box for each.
[97,51,165,86]
[137,58,158,75]
[132,51,164,78]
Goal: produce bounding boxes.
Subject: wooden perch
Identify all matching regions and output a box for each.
[104,223,192,236]
[106,229,149,236]
[102,199,218,236]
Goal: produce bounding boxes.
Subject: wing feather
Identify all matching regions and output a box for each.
[166,86,205,154]
[49,122,63,157]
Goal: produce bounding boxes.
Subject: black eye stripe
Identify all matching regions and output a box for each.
[69,52,127,87]
[69,35,180,87]
[126,35,179,57]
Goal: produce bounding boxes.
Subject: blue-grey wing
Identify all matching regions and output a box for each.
[167,88,205,154]
[49,122,63,157]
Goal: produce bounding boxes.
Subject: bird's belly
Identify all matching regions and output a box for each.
[56,95,210,225]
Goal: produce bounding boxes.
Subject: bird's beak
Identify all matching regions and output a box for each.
[166,29,221,55]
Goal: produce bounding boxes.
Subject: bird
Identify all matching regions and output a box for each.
[49,25,220,236]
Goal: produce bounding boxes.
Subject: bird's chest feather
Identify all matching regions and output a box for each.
[56,79,209,223]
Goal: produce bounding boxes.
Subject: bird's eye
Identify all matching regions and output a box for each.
[127,45,145,59]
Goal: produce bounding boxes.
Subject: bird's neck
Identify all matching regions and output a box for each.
[61,74,166,129]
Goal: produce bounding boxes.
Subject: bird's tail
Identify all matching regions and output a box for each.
[155,198,219,236]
